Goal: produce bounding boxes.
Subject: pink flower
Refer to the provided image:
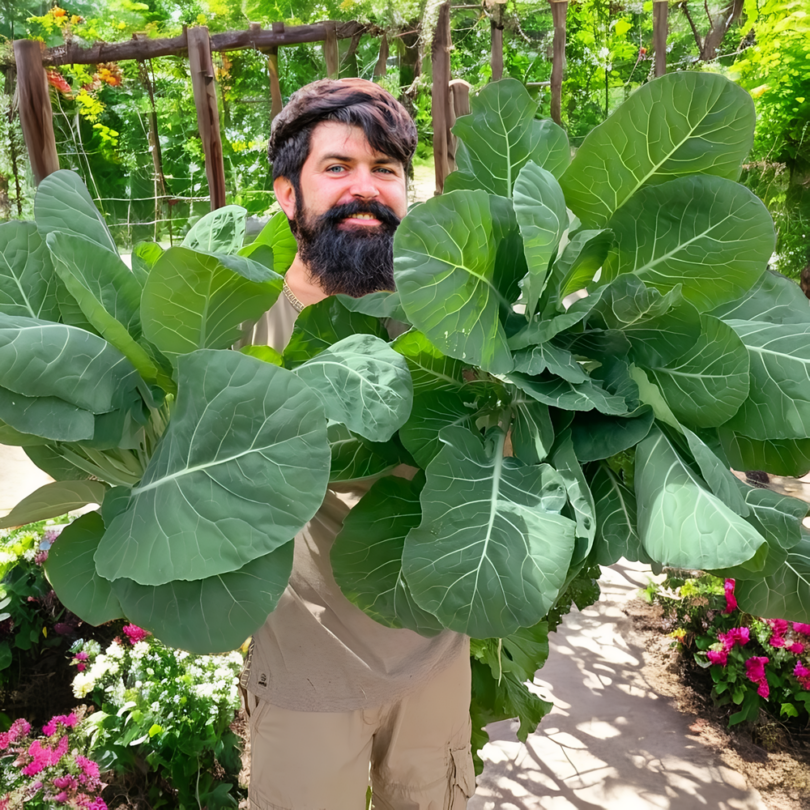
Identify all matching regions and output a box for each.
[122,624,149,645]
[55,792,69,803]
[88,799,108,810]
[767,619,789,647]
[53,775,77,790]
[723,578,737,613]
[707,649,728,666]
[0,733,9,751]
[75,755,100,780]
[9,718,30,742]
[77,663,86,672]
[795,661,810,690]
[792,622,810,636]
[788,642,805,655]
[43,713,77,737]
[717,626,750,651]
[74,652,89,661]
[745,656,770,699]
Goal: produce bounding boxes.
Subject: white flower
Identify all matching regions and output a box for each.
[131,641,150,659]
[73,672,94,698]
[106,641,125,660]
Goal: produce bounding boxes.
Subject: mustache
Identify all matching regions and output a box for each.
[313,199,401,231]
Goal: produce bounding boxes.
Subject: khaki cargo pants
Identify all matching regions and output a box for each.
[244,650,475,810]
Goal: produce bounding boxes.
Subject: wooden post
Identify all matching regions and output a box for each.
[188,26,227,210]
[432,2,452,194]
[324,21,339,79]
[374,33,389,77]
[489,0,506,81]
[653,0,668,78]
[549,0,568,126]
[448,79,471,174]
[268,22,284,122]
[13,40,59,185]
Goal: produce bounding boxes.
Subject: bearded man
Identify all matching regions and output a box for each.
[239,79,475,810]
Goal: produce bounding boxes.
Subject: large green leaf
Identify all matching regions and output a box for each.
[331,474,443,636]
[737,481,808,552]
[510,393,554,465]
[506,371,630,415]
[0,222,60,321]
[571,407,654,463]
[538,228,613,316]
[46,232,170,391]
[328,423,405,482]
[0,419,47,447]
[131,241,164,286]
[512,161,567,317]
[735,531,810,623]
[239,211,297,275]
[34,170,117,253]
[391,329,464,393]
[283,297,387,368]
[24,445,91,481]
[634,426,765,569]
[182,205,247,254]
[394,190,513,375]
[590,463,644,566]
[43,511,122,626]
[445,79,569,197]
[293,334,412,443]
[336,290,407,321]
[141,247,282,360]
[681,427,748,517]
[512,341,589,383]
[403,426,577,638]
[644,315,749,429]
[560,72,755,227]
[95,350,330,586]
[0,386,94,442]
[710,270,810,325]
[0,314,138,413]
[601,176,773,312]
[723,320,810,440]
[586,275,702,368]
[400,388,478,468]
[112,542,294,654]
[0,480,107,529]
[718,430,810,478]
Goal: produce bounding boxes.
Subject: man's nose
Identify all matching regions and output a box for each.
[349,167,380,200]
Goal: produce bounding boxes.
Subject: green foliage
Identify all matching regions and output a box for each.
[649,572,810,727]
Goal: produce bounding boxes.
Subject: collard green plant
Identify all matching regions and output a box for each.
[2,73,810,755]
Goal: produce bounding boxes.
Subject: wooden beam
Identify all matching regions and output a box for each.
[6,21,376,68]
[324,21,339,79]
[13,40,59,185]
[449,79,471,119]
[653,0,668,78]
[489,0,506,81]
[268,22,284,122]
[374,33,389,76]
[188,27,227,210]
[432,2,452,192]
[549,0,567,126]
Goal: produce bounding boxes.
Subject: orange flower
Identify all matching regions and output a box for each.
[46,70,71,95]
[52,7,67,17]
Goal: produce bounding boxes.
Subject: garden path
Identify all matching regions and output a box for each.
[0,445,52,517]
[469,560,767,810]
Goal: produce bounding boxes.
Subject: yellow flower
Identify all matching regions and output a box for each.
[751,84,770,99]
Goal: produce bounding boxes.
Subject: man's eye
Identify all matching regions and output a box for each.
[326,165,345,173]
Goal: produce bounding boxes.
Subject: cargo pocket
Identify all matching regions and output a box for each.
[447,743,476,808]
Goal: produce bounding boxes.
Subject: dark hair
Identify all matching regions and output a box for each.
[268,78,417,192]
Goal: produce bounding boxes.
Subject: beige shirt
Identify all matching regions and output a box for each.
[241,295,467,712]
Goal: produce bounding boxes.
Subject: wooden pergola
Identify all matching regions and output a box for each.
[6,1,669,208]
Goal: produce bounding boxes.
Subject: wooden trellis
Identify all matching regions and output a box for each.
[6,4,669,208]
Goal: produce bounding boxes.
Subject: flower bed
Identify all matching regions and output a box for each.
[648,573,810,726]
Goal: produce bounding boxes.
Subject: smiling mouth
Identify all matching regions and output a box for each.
[341,213,381,225]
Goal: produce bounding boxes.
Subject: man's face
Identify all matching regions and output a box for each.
[279,121,409,296]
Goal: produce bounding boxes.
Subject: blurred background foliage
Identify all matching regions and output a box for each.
[0,0,807,276]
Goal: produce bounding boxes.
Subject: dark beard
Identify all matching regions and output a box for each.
[293,199,400,297]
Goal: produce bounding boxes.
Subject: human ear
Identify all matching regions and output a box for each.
[274,176,296,220]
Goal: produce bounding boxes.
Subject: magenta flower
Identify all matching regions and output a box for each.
[53,775,77,790]
[122,624,150,645]
[0,733,8,751]
[723,578,737,613]
[707,649,728,666]
[9,718,30,742]
[767,618,789,648]
[745,656,770,699]
[75,755,100,780]
[788,642,805,655]
[792,622,810,636]
[795,661,810,690]
[88,798,108,810]
[43,713,77,737]
[74,652,89,661]
[718,627,750,650]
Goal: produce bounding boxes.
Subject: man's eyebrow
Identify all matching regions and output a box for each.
[318,153,399,166]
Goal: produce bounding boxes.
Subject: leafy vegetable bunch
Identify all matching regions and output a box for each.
[1,73,809,661]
